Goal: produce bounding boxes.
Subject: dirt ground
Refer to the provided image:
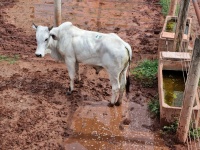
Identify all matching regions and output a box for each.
[0,0,195,149]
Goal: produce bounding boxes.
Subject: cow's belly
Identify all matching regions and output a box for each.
[76,55,102,66]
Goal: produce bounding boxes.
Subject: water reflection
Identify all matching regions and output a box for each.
[64,100,168,149]
[64,101,125,149]
[163,70,186,107]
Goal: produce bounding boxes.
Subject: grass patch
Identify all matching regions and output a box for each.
[163,120,178,134]
[159,0,180,16]
[131,59,158,87]
[159,0,170,16]
[148,95,160,118]
[0,55,19,64]
[162,120,200,140]
[189,128,200,140]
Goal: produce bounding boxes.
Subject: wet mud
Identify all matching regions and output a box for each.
[0,0,191,149]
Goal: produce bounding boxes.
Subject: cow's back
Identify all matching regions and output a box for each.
[72,30,129,68]
[55,23,130,68]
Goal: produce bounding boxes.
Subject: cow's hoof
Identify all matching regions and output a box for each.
[107,103,114,107]
[115,101,122,106]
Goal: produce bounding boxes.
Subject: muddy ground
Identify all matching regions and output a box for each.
[0,0,194,149]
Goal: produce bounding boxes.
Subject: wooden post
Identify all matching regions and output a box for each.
[168,0,178,16]
[54,0,62,26]
[192,0,200,25]
[176,37,200,143]
[173,0,190,52]
[97,0,102,31]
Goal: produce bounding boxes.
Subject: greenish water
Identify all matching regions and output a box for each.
[163,70,187,107]
[165,19,189,34]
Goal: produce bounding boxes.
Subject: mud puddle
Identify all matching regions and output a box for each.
[0,0,185,149]
[64,101,128,149]
[64,100,169,150]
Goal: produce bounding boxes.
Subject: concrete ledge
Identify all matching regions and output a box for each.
[158,52,200,127]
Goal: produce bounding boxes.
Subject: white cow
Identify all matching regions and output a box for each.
[32,22,132,106]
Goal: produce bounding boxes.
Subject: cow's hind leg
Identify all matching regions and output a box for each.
[108,73,120,107]
[115,65,128,106]
[115,71,126,106]
[75,61,81,82]
[66,59,76,95]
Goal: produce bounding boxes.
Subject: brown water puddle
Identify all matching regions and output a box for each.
[64,101,169,150]
[64,101,126,149]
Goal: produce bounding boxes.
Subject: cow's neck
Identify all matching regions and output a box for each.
[48,37,64,61]
[47,37,55,50]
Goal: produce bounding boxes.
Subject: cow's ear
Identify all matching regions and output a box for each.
[50,34,58,40]
[50,28,59,40]
[48,26,53,31]
[32,23,38,30]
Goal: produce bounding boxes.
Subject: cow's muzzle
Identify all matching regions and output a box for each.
[35,54,42,57]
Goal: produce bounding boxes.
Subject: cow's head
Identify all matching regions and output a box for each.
[32,23,53,57]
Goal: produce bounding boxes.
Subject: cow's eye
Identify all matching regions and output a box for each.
[45,38,48,42]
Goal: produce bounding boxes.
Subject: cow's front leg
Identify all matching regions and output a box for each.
[66,59,76,95]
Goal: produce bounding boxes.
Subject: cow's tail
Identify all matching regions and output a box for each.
[125,46,132,94]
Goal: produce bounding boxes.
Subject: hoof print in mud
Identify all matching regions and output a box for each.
[122,118,131,125]
[107,103,114,107]
[114,101,121,106]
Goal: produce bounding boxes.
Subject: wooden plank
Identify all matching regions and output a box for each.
[161,51,191,60]
[162,32,188,41]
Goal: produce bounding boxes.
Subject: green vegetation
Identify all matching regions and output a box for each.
[166,21,176,32]
[0,55,19,64]
[163,120,178,134]
[162,120,200,140]
[159,0,179,16]
[131,59,158,87]
[148,95,160,118]
[159,0,170,16]
[189,126,200,140]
